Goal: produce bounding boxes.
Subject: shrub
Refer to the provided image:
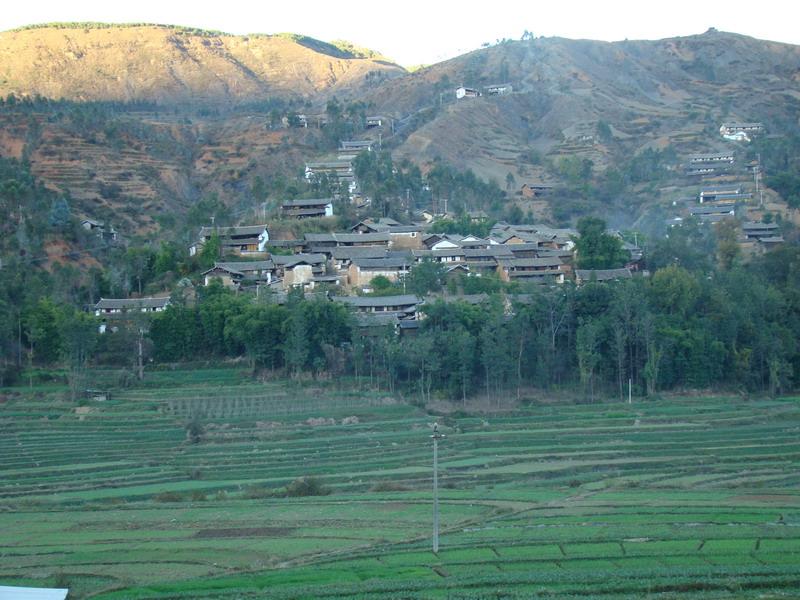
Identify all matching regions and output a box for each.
[154,491,183,503]
[370,481,411,492]
[284,476,330,497]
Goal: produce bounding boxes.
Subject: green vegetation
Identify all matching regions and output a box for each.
[1,377,799,598]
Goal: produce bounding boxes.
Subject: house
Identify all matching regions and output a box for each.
[497,257,565,284]
[742,222,781,242]
[305,232,391,250]
[485,83,513,96]
[700,184,743,203]
[688,152,735,164]
[720,122,764,137]
[413,248,466,264]
[201,261,274,288]
[281,198,334,219]
[94,297,170,316]
[575,268,632,285]
[685,165,719,177]
[339,140,374,153]
[353,312,401,336]
[467,209,490,222]
[519,183,554,199]
[0,585,69,600]
[305,159,354,181]
[189,225,270,257]
[348,256,412,289]
[332,294,421,319]
[271,254,327,288]
[458,235,493,249]
[81,218,118,241]
[330,246,391,270]
[689,203,736,222]
[94,297,171,333]
[349,218,422,249]
[456,86,480,99]
[365,116,384,129]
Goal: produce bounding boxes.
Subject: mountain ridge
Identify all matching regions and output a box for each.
[0,24,405,104]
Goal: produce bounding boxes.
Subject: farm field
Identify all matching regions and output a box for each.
[1,369,799,598]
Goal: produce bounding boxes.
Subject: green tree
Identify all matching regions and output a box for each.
[60,309,98,400]
[574,217,627,269]
[404,259,445,296]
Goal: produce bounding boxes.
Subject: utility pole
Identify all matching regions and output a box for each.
[431,422,445,553]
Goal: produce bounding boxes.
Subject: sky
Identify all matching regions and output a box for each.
[1,0,797,67]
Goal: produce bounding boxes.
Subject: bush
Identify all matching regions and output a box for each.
[370,481,411,492]
[189,490,207,502]
[284,476,330,497]
[154,491,184,502]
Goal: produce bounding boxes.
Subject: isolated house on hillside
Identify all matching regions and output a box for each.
[485,83,513,96]
[689,203,736,222]
[688,152,735,164]
[189,225,270,257]
[519,183,554,199]
[339,140,374,153]
[94,297,171,333]
[94,297,170,316]
[81,218,118,241]
[700,184,744,203]
[720,122,764,136]
[742,222,783,246]
[456,86,480,99]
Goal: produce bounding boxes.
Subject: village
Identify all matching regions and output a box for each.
[89,112,783,338]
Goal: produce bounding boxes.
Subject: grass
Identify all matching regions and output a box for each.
[0,369,799,598]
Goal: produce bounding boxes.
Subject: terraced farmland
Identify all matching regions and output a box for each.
[1,372,799,598]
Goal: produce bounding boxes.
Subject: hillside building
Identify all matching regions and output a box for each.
[456,86,480,99]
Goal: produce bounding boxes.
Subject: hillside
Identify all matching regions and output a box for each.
[1,26,800,235]
[0,24,405,104]
[368,30,800,182]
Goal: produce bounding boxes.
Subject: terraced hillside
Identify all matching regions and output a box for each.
[0,108,316,232]
[1,370,798,598]
[369,30,800,182]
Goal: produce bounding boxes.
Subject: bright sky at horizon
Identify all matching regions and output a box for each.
[1,0,796,66]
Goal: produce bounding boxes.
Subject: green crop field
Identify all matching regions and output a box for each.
[1,369,799,598]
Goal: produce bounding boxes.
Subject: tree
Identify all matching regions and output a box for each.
[574,217,627,269]
[198,233,221,269]
[403,259,445,296]
[284,306,309,378]
[576,320,601,402]
[715,217,740,270]
[60,309,98,401]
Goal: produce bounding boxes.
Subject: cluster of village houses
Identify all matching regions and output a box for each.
[92,218,642,334]
[90,119,785,333]
[670,121,783,248]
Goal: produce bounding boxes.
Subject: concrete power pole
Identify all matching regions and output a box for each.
[431,423,445,553]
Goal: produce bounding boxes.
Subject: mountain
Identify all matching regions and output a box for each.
[1,25,800,236]
[364,30,800,183]
[0,24,405,104]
